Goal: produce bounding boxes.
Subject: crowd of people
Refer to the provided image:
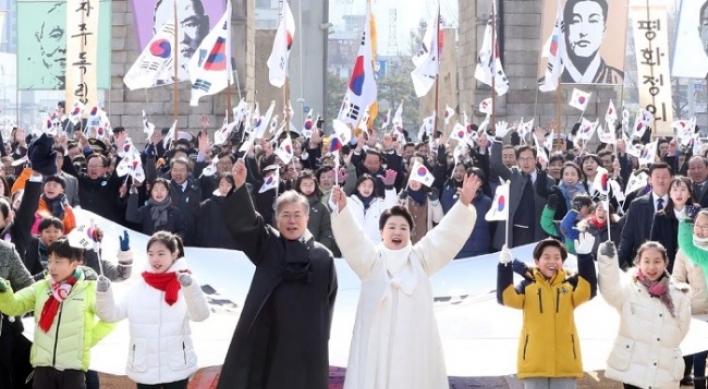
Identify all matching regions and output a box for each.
[0,101,705,389]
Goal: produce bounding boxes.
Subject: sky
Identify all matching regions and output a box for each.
[328,0,458,57]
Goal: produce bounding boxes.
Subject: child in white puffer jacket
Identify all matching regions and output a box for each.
[95,231,210,389]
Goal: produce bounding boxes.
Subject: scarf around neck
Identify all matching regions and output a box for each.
[39,269,81,333]
[636,270,675,317]
[142,271,182,306]
[148,197,171,228]
[407,187,427,205]
[43,194,67,220]
[355,192,375,210]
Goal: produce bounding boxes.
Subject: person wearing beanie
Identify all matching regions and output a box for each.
[598,240,690,389]
[31,175,76,235]
[95,231,209,389]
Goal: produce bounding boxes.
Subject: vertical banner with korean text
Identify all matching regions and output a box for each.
[630,1,673,137]
[17,0,111,91]
[65,0,99,111]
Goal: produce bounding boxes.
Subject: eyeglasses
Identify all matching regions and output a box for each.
[694,224,708,232]
[518,157,535,163]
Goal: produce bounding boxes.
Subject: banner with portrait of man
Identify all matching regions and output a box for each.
[17,0,111,91]
[537,0,629,85]
[129,0,227,85]
[672,0,708,79]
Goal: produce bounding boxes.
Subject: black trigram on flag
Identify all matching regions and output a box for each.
[345,103,361,121]
[193,79,212,93]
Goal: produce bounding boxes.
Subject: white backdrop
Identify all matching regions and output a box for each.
[22,210,708,377]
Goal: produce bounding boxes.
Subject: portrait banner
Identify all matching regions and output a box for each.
[630,2,673,137]
[65,0,99,111]
[672,0,708,78]
[538,0,629,85]
[129,0,227,85]
[16,0,111,91]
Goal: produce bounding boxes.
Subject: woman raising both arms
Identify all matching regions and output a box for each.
[329,170,482,389]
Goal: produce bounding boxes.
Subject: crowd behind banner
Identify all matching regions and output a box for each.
[0,100,706,389]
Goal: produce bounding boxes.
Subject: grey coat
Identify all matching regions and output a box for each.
[60,172,80,207]
[0,240,34,333]
[490,141,556,250]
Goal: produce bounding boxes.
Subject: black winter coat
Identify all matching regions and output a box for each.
[125,193,188,239]
[168,178,202,246]
[196,195,239,250]
[217,186,337,389]
[650,211,679,273]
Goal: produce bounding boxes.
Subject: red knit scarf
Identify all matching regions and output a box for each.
[589,217,606,229]
[142,272,181,306]
[39,270,80,333]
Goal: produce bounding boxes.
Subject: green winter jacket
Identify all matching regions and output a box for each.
[0,269,115,372]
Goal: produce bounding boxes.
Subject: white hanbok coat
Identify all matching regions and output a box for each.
[96,258,210,385]
[332,200,477,389]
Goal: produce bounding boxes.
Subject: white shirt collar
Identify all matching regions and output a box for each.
[652,192,668,211]
[564,55,602,84]
[529,170,537,184]
[674,208,685,220]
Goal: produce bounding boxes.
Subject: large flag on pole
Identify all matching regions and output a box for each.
[474,0,509,96]
[267,1,295,88]
[124,15,176,90]
[337,1,378,127]
[539,0,566,92]
[189,2,233,106]
[411,2,440,97]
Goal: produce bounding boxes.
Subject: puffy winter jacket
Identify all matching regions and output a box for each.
[598,250,691,389]
[347,189,398,244]
[95,258,210,385]
[497,253,597,379]
[0,269,115,372]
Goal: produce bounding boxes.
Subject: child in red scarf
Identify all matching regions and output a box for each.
[0,238,115,389]
[95,231,209,389]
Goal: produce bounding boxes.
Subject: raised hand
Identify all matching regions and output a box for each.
[177,271,193,287]
[574,232,596,255]
[458,173,482,206]
[335,167,348,183]
[494,121,510,140]
[381,169,398,187]
[96,275,111,292]
[330,186,347,210]
[599,241,616,258]
[119,230,130,252]
[232,159,247,189]
[499,245,512,265]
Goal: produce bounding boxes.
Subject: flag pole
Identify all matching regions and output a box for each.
[555,84,562,151]
[490,0,496,128]
[432,4,441,139]
[226,78,232,122]
[284,78,291,137]
[172,0,179,140]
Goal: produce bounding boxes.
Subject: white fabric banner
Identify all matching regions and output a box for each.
[630,2,674,137]
[65,0,100,114]
[672,0,708,78]
[24,210,708,377]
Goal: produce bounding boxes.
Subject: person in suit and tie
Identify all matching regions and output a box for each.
[688,156,708,208]
[618,162,672,269]
[490,122,556,250]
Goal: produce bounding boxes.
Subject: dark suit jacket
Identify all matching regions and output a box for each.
[649,211,679,273]
[618,192,656,269]
[490,141,556,250]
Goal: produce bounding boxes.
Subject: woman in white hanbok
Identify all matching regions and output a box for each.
[330,172,482,389]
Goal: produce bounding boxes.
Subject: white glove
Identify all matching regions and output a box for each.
[96,275,111,292]
[499,245,512,265]
[495,121,510,140]
[177,272,193,287]
[574,232,596,255]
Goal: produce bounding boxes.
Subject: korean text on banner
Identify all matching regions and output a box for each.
[630,1,673,137]
[65,0,100,111]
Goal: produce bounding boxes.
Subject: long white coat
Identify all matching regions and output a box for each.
[96,258,210,385]
[598,250,691,389]
[332,200,477,389]
[347,188,399,243]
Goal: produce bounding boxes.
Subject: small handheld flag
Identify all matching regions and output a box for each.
[569,88,591,111]
[486,181,510,222]
[409,160,435,187]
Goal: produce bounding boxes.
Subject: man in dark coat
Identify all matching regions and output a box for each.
[217,159,337,389]
[618,162,672,269]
